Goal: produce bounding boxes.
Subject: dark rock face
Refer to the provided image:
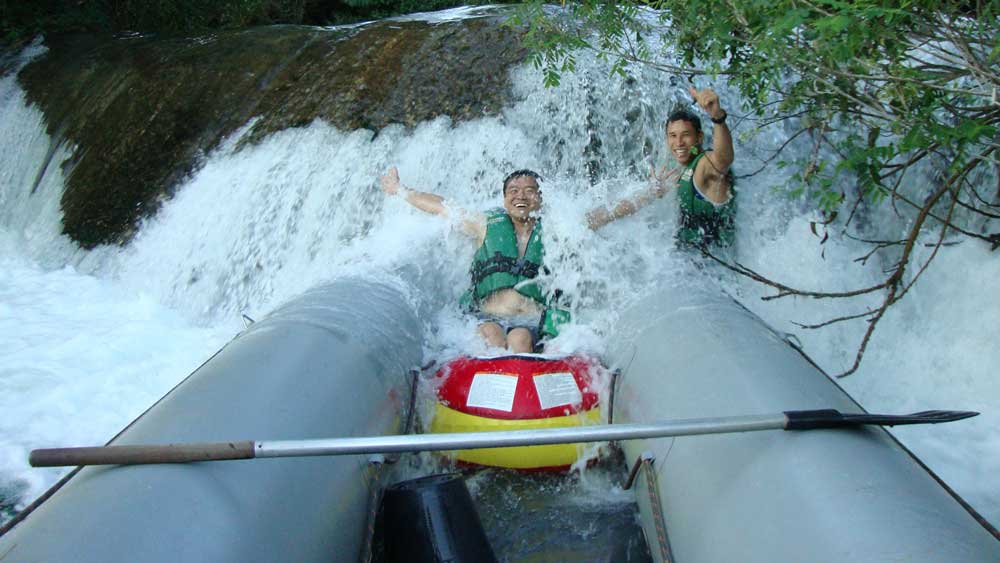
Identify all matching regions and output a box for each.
[17,13,526,248]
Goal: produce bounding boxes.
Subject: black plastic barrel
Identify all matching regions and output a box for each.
[381,473,497,563]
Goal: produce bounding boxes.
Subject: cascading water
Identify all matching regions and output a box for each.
[1,9,997,534]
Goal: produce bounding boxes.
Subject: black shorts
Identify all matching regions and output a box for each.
[474,313,541,343]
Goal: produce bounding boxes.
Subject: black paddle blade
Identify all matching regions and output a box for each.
[783,409,979,430]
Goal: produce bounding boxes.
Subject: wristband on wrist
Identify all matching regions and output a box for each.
[711,111,728,124]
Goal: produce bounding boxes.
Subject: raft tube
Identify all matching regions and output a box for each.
[429,354,603,470]
[606,283,999,562]
[0,279,423,562]
[2,280,997,562]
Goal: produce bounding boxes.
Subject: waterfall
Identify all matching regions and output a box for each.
[1,11,996,527]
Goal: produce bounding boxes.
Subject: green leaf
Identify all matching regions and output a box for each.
[813,14,851,34]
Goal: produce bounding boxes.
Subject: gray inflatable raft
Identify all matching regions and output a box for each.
[607,285,998,562]
[1,279,997,561]
[0,279,424,562]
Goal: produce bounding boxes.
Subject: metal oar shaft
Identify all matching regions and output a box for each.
[256,414,788,458]
[30,414,787,467]
[28,409,977,467]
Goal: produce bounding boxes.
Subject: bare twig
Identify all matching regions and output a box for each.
[700,249,890,300]
[792,308,877,329]
[802,121,828,182]
[835,148,992,377]
[737,126,809,179]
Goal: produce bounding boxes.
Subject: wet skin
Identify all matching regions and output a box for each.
[479,175,545,351]
[481,175,544,323]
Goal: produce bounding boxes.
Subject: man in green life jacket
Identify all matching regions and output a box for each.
[586,86,736,247]
[380,167,570,353]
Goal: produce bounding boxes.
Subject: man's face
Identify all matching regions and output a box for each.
[503,175,542,221]
[666,119,703,165]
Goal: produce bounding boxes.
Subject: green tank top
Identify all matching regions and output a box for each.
[676,152,736,247]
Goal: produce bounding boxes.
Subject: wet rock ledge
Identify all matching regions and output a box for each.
[16,12,527,247]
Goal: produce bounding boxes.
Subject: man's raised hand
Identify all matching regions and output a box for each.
[688,86,725,122]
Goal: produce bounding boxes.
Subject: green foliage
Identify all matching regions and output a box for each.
[513,0,1000,376]
[1,1,108,45]
[512,0,1000,235]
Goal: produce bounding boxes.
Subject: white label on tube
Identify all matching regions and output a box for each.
[466,373,519,412]
[533,372,582,410]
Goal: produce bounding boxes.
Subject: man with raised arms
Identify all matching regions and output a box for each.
[380,167,569,353]
[587,86,737,247]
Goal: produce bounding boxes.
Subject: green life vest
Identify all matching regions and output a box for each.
[468,209,546,304]
[462,209,570,338]
[676,151,736,247]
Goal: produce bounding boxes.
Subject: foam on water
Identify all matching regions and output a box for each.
[0,232,235,518]
[0,29,997,530]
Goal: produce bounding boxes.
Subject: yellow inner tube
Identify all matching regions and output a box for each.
[430,403,602,469]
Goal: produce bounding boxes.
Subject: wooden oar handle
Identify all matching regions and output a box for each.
[30,441,256,467]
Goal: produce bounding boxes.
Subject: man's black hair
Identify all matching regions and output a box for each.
[666,109,703,133]
[502,169,542,194]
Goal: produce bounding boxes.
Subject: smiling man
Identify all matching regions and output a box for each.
[587,86,737,247]
[380,167,569,352]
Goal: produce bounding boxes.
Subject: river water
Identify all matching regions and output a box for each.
[1,13,997,532]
